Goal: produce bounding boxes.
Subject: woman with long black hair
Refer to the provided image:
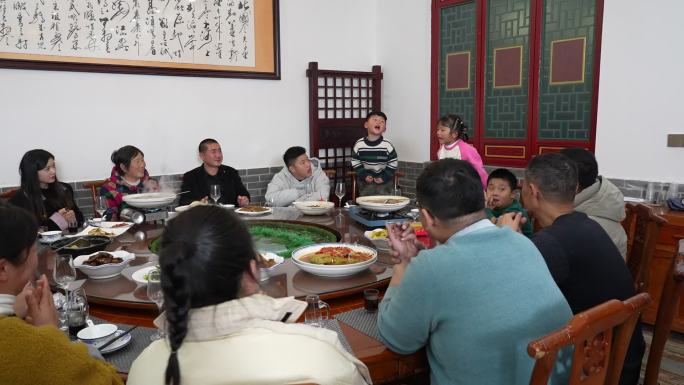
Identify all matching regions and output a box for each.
[9,149,83,231]
[128,206,370,385]
[0,202,122,385]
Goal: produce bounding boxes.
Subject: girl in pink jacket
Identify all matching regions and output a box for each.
[436,114,488,188]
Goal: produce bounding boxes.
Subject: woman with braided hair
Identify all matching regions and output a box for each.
[127,205,370,385]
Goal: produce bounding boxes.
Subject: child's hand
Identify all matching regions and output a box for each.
[374,177,384,184]
[485,195,496,209]
[364,175,374,183]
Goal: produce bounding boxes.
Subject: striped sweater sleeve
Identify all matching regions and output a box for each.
[351,139,369,178]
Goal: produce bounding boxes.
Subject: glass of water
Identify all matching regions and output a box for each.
[210,184,221,205]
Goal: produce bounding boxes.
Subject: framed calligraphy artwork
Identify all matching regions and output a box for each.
[0,0,280,79]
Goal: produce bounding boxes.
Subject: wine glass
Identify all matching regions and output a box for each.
[95,196,108,218]
[53,255,76,323]
[335,182,346,208]
[147,269,165,341]
[210,184,221,205]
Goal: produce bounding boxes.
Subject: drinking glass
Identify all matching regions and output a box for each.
[304,294,330,327]
[363,289,380,312]
[209,184,221,205]
[66,288,89,337]
[147,269,165,341]
[335,182,346,208]
[95,196,108,218]
[305,182,314,198]
[53,255,76,299]
[393,186,402,197]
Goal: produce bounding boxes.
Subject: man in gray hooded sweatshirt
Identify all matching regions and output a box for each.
[560,148,627,258]
[265,146,330,207]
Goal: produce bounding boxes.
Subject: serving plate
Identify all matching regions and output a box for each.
[291,243,377,278]
[235,207,272,216]
[356,195,410,213]
[123,192,176,209]
[72,222,133,238]
[293,201,334,216]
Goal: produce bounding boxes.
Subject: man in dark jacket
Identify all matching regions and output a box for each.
[500,153,644,385]
[179,139,250,207]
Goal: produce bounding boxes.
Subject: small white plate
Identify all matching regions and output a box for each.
[259,252,285,281]
[95,329,133,354]
[235,207,272,216]
[220,204,235,209]
[131,266,158,285]
[38,233,63,244]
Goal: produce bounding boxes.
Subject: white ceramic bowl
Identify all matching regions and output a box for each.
[293,201,334,215]
[259,252,285,281]
[123,192,176,209]
[291,243,377,278]
[39,230,62,243]
[73,251,135,280]
[78,323,118,342]
[356,195,410,213]
[364,229,390,251]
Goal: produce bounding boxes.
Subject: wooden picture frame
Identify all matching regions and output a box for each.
[0,0,280,79]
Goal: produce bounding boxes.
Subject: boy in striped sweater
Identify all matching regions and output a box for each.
[351,111,399,196]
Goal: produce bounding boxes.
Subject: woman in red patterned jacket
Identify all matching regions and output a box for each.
[99,145,150,220]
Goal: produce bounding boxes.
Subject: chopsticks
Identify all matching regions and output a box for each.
[98,325,138,351]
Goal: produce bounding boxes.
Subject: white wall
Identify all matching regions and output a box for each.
[375,0,432,163]
[595,0,684,183]
[3,0,682,187]
[0,0,377,187]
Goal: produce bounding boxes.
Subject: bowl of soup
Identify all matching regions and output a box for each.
[291,243,377,278]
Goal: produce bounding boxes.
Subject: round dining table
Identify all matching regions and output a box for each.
[39,206,428,384]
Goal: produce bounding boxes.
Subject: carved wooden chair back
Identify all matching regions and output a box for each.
[527,292,651,385]
[347,170,405,203]
[0,188,19,200]
[625,203,667,292]
[643,246,684,385]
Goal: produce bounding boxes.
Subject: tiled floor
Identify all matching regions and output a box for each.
[641,327,684,385]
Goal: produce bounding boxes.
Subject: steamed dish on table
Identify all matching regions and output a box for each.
[367,198,406,204]
[66,239,94,249]
[299,246,374,265]
[82,252,123,266]
[88,228,115,237]
[240,205,269,212]
[258,254,278,268]
[369,228,388,239]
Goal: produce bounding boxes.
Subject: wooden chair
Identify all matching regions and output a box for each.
[0,188,19,200]
[624,203,667,292]
[347,170,405,202]
[83,180,107,216]
[643,247,684,385]
[527,292,651,385]
[621,204,638,256]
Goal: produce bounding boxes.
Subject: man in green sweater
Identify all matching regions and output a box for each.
[378,159,572,385]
